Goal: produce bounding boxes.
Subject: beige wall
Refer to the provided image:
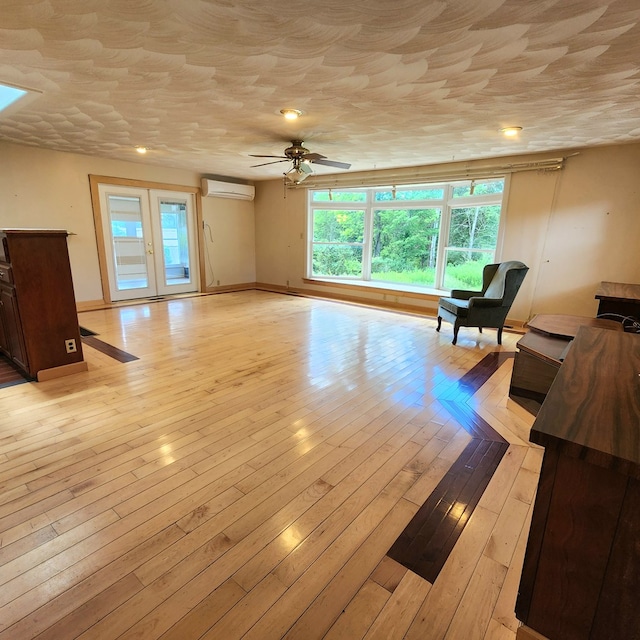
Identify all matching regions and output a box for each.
[255,143,640,322]
[0,142,256,302]
[201,195,256,288]
[255,181,306,288]
[520,145,640,317]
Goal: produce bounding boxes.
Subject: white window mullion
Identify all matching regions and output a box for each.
[434,186,452,289]
[493,174,510,261]
[307,198,315,277]
[361,191,374,280]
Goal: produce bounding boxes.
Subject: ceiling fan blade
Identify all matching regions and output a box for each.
[310,158,351,170]
[302,152,326,161]
[249,154,288,159]
[251,159,289,167]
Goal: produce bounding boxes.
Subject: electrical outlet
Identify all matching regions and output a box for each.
[65,339,77,353]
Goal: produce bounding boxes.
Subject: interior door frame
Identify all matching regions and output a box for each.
[89,174,204,304]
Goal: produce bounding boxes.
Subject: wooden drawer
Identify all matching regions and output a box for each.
[0,263,12,284]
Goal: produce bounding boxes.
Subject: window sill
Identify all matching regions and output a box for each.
[302,277,447,301]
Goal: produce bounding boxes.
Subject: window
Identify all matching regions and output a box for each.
[0,81,40,116]
[0,83,27,113]
[308,179,505,292]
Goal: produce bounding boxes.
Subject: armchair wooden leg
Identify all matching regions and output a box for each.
[478,327,482,333]
[497,327,503,345]
[436,316,442,332]
[452,323,460,345]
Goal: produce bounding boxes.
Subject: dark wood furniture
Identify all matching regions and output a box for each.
[516,326,640,640]
[595,280,640,323]
[509,314,621,414]
[0,229,88,380]
[525,313,622,338]
[508,332,566,414]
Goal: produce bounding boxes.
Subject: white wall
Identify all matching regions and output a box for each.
[0,142,256,302]
[255,143,640,322]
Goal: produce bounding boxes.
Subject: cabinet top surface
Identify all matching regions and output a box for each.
[532,326,640,467]
[527,313,622,338]
[595,281,640,301]
[1,229,68,235]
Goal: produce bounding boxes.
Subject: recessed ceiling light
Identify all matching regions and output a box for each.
[135,146,148,154]
[500,126,523,137]
[280,109,303,120]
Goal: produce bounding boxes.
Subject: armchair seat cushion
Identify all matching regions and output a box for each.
[438,297,470,318]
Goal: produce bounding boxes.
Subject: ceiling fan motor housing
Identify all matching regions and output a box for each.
[249,140,350,171]
[284,141,309,159]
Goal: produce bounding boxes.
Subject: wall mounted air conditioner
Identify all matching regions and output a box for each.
[201,179,255,201]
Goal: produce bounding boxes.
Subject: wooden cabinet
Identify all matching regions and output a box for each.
[516,327,640,640]
[0,279,29,371]
[509,314,622,415]
[595,280,640,324]
[0,229,87,380]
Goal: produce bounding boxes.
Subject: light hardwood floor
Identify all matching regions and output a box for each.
[0,290,541,639]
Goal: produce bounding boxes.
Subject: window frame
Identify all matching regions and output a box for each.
[307,178,508,292]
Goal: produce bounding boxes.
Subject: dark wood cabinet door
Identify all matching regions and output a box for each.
[0,286,29,371]
[0,295,8,357]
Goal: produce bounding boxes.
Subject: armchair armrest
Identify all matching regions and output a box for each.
[450,289,480,300]
[468,296,502,308]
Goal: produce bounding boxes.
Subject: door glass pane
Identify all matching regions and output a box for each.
[108,195,148,291]
[371,208,441,287]
[159,200,191,287]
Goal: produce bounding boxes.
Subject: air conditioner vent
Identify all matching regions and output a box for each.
[201,179,255,201]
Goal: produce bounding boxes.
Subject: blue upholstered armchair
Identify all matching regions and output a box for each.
[436,261,529,345]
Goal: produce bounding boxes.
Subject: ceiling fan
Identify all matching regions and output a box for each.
[250,140,351,183]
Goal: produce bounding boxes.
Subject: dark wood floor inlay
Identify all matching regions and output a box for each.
[387,351,514,584]
[0,355,31,388]
[81,335,139,363]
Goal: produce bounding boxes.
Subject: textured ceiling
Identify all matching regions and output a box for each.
[1,0,640,181]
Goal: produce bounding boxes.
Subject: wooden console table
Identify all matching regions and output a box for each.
[516,326,640,640]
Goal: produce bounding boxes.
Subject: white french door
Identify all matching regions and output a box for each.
[98,185,199,301]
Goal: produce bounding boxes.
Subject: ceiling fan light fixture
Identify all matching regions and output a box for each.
[500,126,523,137]
[285,165,311,184]
[135,146,148,154]
[280,108,303,120]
